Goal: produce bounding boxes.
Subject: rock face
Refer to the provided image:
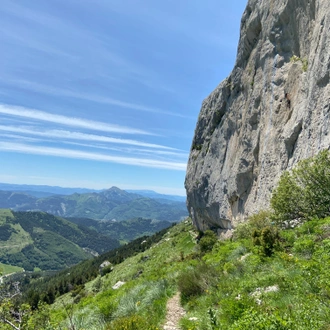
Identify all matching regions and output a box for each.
[185,0,330,231]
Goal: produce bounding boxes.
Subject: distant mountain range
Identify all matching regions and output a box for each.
[0,186,188,221]
[0,182,100,198]
[126,190,186,202]
[0,183,186,201]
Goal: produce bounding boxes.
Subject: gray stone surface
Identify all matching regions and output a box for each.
[185,0,330,231]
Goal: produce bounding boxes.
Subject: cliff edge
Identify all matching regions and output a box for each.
[185,0,330,231]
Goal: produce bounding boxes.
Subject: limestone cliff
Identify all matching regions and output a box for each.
[185,0,330,232]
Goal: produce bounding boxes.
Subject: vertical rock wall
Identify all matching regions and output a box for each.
[185,0,330,231]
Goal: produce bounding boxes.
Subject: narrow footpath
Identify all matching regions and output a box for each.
[163,292,186,330]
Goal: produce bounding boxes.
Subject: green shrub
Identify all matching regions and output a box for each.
[234,211,272,240]
[252,226,280,257]
[109,315,157,330]
[223,260,244,275]
[219,295,254,325]
[293,236,315,257]
[199,230,218,253]
[230,307,292,329]
[271,150,330,223]
[290,55,308,72]
[178,263,217,304]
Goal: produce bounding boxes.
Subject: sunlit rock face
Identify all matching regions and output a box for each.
[185,0,330,231]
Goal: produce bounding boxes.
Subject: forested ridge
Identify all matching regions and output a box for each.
[0,210,120,271]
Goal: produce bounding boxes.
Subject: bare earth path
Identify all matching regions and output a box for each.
[163,292,186,330]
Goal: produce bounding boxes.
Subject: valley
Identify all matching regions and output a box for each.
[0,186,183,273]
[0,209,120,271]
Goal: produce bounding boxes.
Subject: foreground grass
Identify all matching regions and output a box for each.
[47,218,196,329]
[24,215,330,329]
[179,216,330,330]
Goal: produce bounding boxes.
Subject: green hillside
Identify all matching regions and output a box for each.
[0,262,23,276]
[106,197,187,221]
[66,216,173,242]
[0,210,119,271]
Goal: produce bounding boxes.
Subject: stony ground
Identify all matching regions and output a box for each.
[163,292,186,330]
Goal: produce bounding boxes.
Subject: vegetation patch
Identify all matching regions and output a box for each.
[290,55,308,72]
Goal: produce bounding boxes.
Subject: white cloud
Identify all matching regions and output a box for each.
[8,80,192,118]
[60,142,188,162]
[0,125,177,150]
[0,132,42,143]
[0,142,187,171]
[0,104,151,135]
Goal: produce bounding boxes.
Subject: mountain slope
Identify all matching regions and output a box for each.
[66,217,172,242]
[106,197,187,221]
[0,209,119,271]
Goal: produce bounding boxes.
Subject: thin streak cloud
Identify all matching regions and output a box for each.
[0,142,187,171]
[6,80,193,118]
[0,104,151,135]
[60,141,188,160]
[0,125,176,150]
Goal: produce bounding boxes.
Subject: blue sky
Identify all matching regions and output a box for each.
[0,0,246,196]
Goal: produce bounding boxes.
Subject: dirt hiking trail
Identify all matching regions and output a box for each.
[163,292,186,330]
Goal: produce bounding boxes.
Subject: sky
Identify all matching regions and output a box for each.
[0,0,247,196]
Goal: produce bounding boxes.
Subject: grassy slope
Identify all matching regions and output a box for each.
[0,209,33,254]
[180,217,330,329]
[41,216,330,330]
[0,262,23,275]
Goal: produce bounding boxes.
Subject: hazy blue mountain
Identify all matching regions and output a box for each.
[0,183,186,202]
[0,187,188,222]
[0,183,100,197]
[126,189,186,202]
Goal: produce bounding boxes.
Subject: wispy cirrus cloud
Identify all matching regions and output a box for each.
[0,28,78,60]
[58,141,188,160]
[3,81,191,118]
[92,0,240,49]
[0,104,151,135]
[0,142,187,171]
[0,125,177,150]
[0,133,42,143]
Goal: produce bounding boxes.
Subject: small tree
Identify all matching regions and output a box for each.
[252,226,280,257]
[0,281,30,330]
[199,230,218,253]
